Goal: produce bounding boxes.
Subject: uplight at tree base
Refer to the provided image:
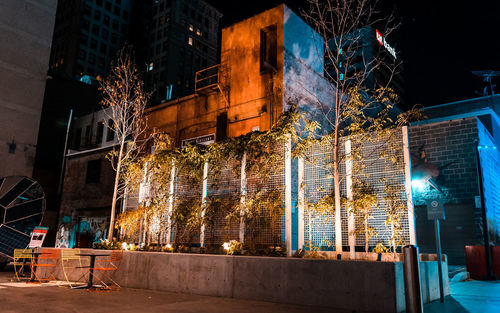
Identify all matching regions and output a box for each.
[411,179,426,192]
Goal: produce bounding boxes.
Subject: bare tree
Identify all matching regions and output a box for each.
[101,47,151,241]
[300,0,402,254]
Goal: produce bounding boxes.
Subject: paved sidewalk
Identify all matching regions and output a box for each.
[424,280,500,313]
[0,268,337,313]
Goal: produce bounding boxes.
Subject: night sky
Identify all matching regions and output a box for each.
[206,0,500,108]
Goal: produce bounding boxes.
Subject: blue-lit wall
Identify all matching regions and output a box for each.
[477,117,500,243]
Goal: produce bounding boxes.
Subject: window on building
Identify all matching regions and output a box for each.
[94,10,101,21]
[92,24,99,35]
[111,33,118,44]
[105,1,112,12]
[96,0,103,7]
[88,53,96,64]
[100,42,107,54]
[73,128,82,149]
[196,28,201,36]
[188,24,194,32]
[84,125,92,145]
[90,39,98,49]
[112,19,119,30]
[96,121,104,144]
[188,36,193,46]
[98,57,105,69]
[85,159,101,184]
[103,15,110,25]
[114,6,120,16]
[122,10,128,20]
[102,28,109,39]
[106,119,115,141]
[260,25,277,73]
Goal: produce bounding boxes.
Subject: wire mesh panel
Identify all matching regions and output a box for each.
[303,142,342,249]
[205,159,240,246]
[348,130,410,248]
[245,144,285,248]
[303,129,410,251]
[172,171,202,246]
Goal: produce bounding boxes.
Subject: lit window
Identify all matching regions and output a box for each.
[188,24,193,31]
[188,37,193,45]
[148,62,154,71]
[196,28,201,36]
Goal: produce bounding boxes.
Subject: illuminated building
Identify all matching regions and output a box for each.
[146,4,330,145]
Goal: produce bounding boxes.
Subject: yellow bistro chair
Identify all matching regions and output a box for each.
[60,249,87,288]
[13,249,33,281]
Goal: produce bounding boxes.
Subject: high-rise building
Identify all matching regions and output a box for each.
[0,0,57,177]
[143,0,222,102]
[327,26,405,106]
[49,0,133,80]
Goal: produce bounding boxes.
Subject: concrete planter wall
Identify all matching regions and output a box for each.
[40,248,449,313]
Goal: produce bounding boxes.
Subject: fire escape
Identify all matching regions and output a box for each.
[194,61,230,109]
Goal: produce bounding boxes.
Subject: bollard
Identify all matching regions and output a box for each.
[403,245,423,313]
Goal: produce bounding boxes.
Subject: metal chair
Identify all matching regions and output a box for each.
[88,250,123,291]
[12,249,33,281]
[59,249,87,288]
[30,248,60,283]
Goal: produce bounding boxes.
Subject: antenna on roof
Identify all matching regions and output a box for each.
[472,70,500,96]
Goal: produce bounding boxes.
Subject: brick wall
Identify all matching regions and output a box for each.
[409,117,482,264]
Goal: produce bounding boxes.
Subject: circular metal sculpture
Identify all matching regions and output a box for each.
[0,176,45,263]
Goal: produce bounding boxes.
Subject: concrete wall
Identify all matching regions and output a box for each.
[42,249,448,313]
[0,0,57,177]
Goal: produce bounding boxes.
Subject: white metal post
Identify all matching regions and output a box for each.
[345,140,355,259]
[166,161,176,244]
[239,152,247,243]
[200,161,209,247]
[402,126,417,245]
[285,136,292,256]
[298,157,305,250]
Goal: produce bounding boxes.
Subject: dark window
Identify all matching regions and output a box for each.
[112,19,119,30]
[96,121,104,143]
[106,119,114,141]
[122,10,128,20]
[88,53,96,64]
[96,0,103,7]
[101,28,108,39]
[100,42,107,54]
[98,57,105,69]
[216,112,228,141]
[105,1,111,12]
[114,6,120,16]
[73,128,82,149]
[90,39,98,49]
[103,15,110,25]
[85,159,101,184]
[111,33,118,44]
[80,34,88,45]
[94,10,101,21]
[260,25,277,73]
[84,125,92,145]
[92,24,99,35]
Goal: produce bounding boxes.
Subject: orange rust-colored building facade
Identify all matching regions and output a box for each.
[146,4,327,145]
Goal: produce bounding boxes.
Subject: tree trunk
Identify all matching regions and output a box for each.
[334,129,342,254]
[107,141,125,241]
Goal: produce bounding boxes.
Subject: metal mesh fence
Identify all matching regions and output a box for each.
[205,159,240,246]
[303,129,410,250]
[246,144,285,247]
